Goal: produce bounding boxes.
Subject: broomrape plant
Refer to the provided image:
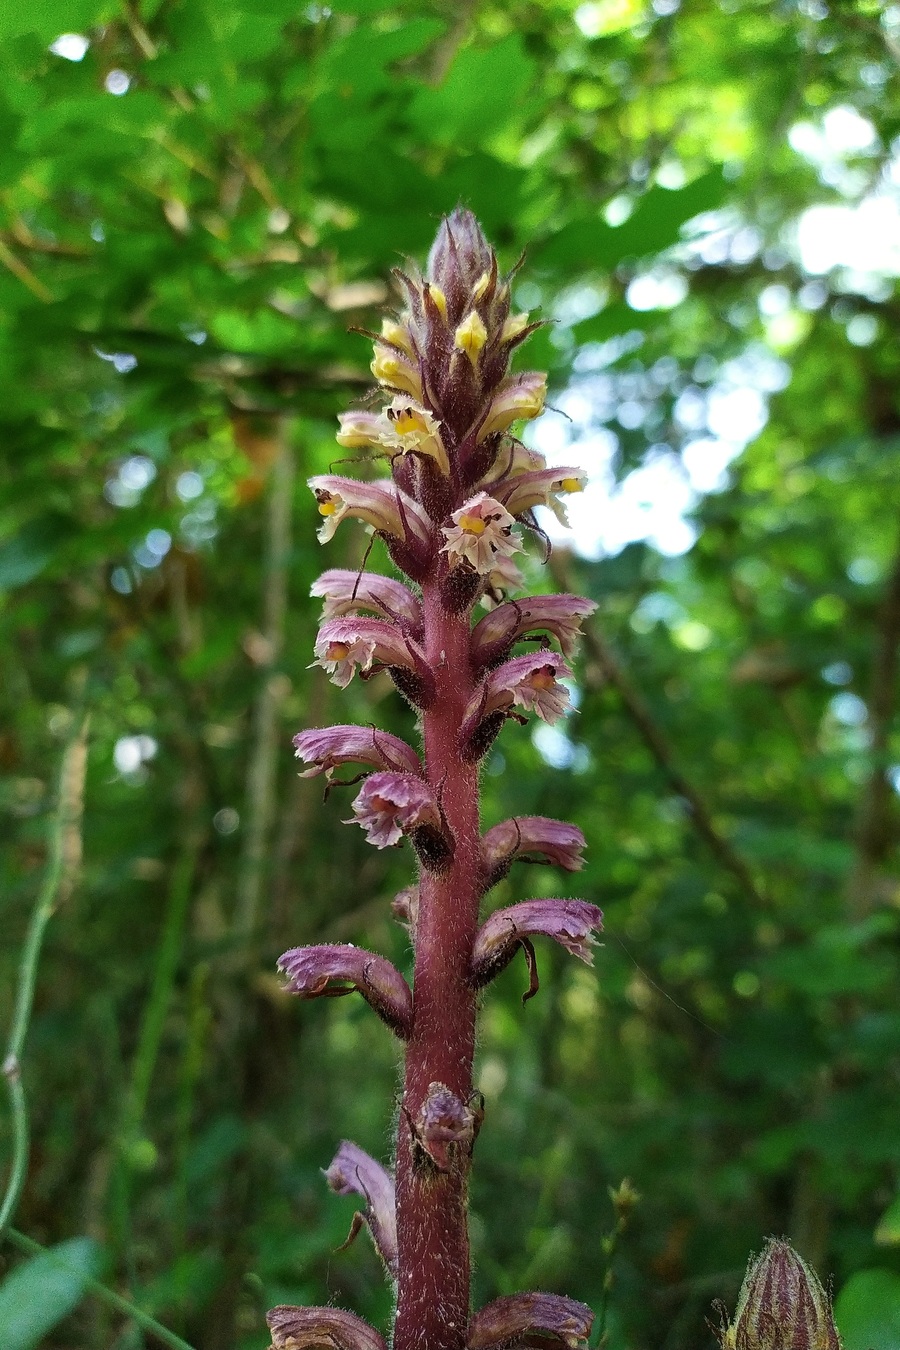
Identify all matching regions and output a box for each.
[268,210,601,1350]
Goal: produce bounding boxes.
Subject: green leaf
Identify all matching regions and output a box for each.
[834,1269,900,1350]
[0,0,117,42]
[875,1195,900,1246]
[534,170,728,272]
[0,513,74,590]
[409,35,536,145]
[0,1238,101,1350]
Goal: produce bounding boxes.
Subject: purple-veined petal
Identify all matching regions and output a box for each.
[471,595,597,666]
[293,725,421,780]
[472,653,574,725]
[311,569,422,626]
[477,373,547,441]
[267,1306,387,1350]
[324,1141,397,1276]
[471,899,603,989]
[482,817,586,885]
[495,468,588,524]
[278,945,412,1039]
[468,1293,594,1350]
[412,1081,477,1172]
[335,410,384,449]
[348,773,452,870]
[312,617,419,689]
[441,493,522,575]
[308,475,431,548]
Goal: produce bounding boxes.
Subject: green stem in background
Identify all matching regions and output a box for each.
[108,821,204,1261]
[235,425,295,951]
[1,706,90,1238]
[2,1229,196,1350]
[594,1180,639,1349]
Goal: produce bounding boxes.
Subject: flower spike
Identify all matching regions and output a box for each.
[288,210,598,1350]
[278,945,413,1039]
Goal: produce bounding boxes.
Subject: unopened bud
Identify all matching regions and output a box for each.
[720,1237,842,1350]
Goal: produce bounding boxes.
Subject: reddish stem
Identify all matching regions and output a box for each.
[393,577,483,1350]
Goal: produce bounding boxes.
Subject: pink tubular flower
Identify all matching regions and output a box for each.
[477,372,547,441]
[267,1307,387,1350]
[293,725,421,780]
[325,1140,398,1276]
[482,816,586,884]
[309,475,432,549]
[497,467,588,524]
[278,944,413,1039]
[471,899,603,989]
[468,1293,594,1350]
[335,409,384,448]
[440,492,522,575]
[475,652,574,724]
[312,617,420,689]
[311,569,422,626]
[471,594,597,666]
[349,771,442,849]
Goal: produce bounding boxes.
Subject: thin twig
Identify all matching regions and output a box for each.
[0,239,54,302]
[3,1229,196,1350]
[1,709,89,1237]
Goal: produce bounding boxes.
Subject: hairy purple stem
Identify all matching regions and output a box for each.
[394,586,481,1350]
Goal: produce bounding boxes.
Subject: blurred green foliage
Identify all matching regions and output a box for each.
[1,0,900,1347]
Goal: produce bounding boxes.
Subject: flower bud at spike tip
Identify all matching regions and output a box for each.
[720,1237,843,1350]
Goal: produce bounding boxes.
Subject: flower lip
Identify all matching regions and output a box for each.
[293,724,421,780]
[266,1306,387,1350]
[722,1236,843,1350]
[468,1292,594,1350]
[471,594,597,666]
[472,652,575,727]
[348,771,449,868]
[478,372,547,441]
[311,569,422,626]
[308,474,432,549]
[278,944,413,1039]
[324,1140,398,1276]
[471,898,603,989]
[313,617,420,689]
[495,467,588,523]
[482,816,586,884]
[441,492,523,576]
